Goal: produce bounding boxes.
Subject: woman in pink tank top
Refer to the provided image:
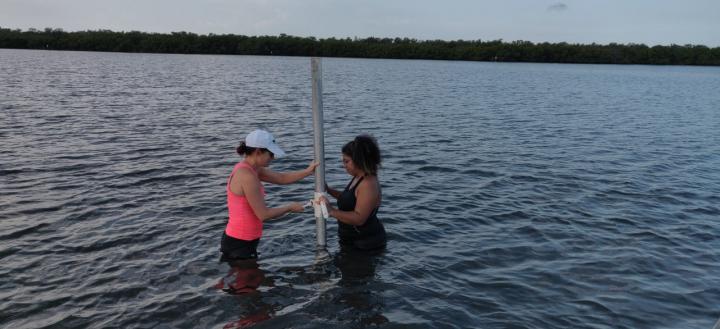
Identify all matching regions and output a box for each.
[221,129,317,262]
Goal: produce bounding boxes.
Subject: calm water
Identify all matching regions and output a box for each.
[2,48,720,329]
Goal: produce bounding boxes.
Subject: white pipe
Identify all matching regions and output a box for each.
[311,57,326,249]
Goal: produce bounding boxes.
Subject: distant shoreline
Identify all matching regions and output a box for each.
[2,27,719,66]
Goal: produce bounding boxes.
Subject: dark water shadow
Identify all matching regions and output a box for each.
[328,247,389,326]
[216,247,389,328]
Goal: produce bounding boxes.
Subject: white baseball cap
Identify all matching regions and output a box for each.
[245,129,286,158]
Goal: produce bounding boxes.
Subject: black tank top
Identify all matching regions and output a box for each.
[337,176,387,250]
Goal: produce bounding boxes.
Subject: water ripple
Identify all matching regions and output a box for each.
[2,49,720,329]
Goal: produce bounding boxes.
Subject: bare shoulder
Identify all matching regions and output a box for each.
[229,167,258,195]
[234,167,260,186]
[358,175,380,193]
[357,176,381,205]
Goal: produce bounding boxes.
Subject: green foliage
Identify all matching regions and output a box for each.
[1,27,718,65]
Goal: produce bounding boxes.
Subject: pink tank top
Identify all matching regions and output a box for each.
[226,161,265,240]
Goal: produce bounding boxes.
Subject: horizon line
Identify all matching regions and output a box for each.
[2,26,717,49]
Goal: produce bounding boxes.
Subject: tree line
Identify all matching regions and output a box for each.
[1,27,719,66]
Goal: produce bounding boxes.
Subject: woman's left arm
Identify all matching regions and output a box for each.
[259,161,318,185]
[327,179,379,226]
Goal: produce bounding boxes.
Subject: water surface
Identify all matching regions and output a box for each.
[2,49,720,328]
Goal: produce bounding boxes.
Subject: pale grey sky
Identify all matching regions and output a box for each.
[1,0,719,46]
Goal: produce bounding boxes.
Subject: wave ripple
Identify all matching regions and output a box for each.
[2,49,720,329]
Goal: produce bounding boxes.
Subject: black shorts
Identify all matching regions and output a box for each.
[220,232,260,262]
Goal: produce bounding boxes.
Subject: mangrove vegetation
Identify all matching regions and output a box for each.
[1,27,719,66]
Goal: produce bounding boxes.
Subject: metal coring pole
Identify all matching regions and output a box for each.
[311,57,327,253]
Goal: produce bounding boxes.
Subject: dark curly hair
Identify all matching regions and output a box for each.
[342,135,381,175]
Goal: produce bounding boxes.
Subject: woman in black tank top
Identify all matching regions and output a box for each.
[322,135,386,251]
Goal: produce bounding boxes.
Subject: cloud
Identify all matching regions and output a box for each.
[547,2,568,11]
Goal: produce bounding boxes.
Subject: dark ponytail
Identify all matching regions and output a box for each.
[236,141,263,156]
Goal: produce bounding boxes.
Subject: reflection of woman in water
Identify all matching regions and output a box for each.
[216,258,267,294]
[216,258,273,327]
[332,247,388,325]
[322,135,387,251]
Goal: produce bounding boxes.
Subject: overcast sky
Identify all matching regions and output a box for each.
[1,0,718,46]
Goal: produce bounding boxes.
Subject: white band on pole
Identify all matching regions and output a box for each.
[313,192,329,219]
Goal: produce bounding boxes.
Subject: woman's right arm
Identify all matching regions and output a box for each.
[321,179,379,226]
[325,183,341,199]
[236,170,303,221]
